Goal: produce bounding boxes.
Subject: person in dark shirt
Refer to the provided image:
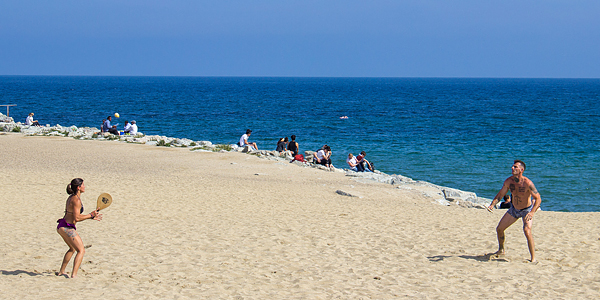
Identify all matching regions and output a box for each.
[287,135,299,156]
[276,137,288,152]
[102,116,119,135]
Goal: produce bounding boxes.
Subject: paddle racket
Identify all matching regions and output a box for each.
[96,193,113,211]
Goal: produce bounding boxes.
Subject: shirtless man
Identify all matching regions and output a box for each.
[488,160,541,262]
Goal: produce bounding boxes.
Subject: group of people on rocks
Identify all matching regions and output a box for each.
[239,129,373,172]
[275,135,299,156]
[346,151,374,172]
[22,112,139,136]
[101,116,138,135]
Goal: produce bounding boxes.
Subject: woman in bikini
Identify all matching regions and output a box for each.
[56,178,102,278]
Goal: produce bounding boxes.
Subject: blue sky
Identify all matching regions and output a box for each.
[1,0,599,77]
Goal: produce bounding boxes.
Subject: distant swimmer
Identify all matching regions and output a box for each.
[488,160,541,263]
[340,116,348,119]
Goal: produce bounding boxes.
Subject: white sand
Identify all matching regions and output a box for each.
[1,133,599,299]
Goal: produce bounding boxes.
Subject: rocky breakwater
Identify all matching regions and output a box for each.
[0,117,220,150]
[344,170,491,209]
[0,113,14,123]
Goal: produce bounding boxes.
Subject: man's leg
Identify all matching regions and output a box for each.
[495,212,518,255]
[522,218,536,262]
[356,162,365,172]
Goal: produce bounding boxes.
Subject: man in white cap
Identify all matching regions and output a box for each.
[129,120,138,135]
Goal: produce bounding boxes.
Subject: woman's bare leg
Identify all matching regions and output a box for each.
[57,228,76,276]
[70,234,85,278]
[57,227,85,278]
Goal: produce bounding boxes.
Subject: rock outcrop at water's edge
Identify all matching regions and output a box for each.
[1,114,491,209]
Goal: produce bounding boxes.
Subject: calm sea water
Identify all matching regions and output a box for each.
[2,76,599,212]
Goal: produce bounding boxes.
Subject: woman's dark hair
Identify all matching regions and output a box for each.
[291,135,296,141]
[66,178,84,195]
[284,137,288,142]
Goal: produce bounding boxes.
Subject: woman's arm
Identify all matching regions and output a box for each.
[72,198,98,222]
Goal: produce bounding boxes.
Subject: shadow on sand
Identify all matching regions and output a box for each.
[427,253,509,263]
[1,269,44,277]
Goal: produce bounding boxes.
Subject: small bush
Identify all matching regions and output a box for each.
[12,127,21,132]
[213,144,232,152]
[92,133,99,138]
[157,140,171,147]
[191,145,212,151]
[189,142,197,146]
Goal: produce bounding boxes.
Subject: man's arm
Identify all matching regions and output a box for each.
[525,180,542,221]
[488,181,509,210]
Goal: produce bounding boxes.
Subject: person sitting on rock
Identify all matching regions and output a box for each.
[499,194,512,209]
[129,120,138,135]
[275,137,288,153]
[355,151,373,172]
[102,116,119,135]
[347,153,359,171]
[287,135,299,156]
[239,129,258,150]
[25,113,41,126]
[123,121,132,134]
[313,145,332,168]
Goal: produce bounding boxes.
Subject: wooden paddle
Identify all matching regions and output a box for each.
[97,193,113,211]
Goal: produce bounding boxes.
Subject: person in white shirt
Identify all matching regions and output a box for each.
[123,121,132,134]
[129,120,138,135]
[346,153,358,171]
[313,145,332,168]
[26,113,41,126]
[239,129,258,150]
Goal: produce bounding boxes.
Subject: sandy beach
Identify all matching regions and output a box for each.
[1,133,599,299]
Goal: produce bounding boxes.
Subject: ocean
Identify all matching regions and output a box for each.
[2,76,599,212]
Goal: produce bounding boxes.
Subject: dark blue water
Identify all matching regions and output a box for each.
[2,76,599,212]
